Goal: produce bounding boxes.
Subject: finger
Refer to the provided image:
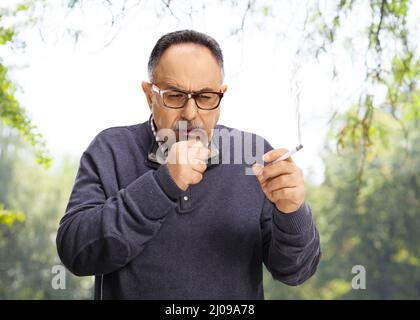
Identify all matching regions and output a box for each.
[187,140,206,153]
[190,158,206,165]
[252,163,264,177]
[265,174,297,193]
[191,160,207,173]
[178,140,203,156]
[263,148,294,163]
[271,187,295,201]
[174,142,190,164]
[187,146,199,159]
[271,186,304,203]
[195,147,211,161]
[260,161,296,182]
[188,146,209,160]
[188,139,204,148]
[189,171,203,184]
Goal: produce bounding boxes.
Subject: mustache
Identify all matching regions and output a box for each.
[172,121,205,131]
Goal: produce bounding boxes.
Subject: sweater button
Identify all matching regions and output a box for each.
[183,196,189,201]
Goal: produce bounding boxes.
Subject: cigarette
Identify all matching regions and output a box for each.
[272,144,303,163]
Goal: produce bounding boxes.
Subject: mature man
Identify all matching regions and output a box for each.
[57,30,321,300]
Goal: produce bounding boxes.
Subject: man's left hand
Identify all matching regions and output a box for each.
[252,148,305,214]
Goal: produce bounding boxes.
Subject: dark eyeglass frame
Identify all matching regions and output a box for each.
[151,83,224,110]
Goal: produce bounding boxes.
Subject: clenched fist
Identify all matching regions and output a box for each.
[166,140,210,191]
[252,148,305,214]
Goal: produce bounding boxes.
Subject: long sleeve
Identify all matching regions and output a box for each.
[261,199,321,286]
[56,133,183,277]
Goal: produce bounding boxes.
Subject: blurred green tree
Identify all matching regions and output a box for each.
[0,129,92,299]
[263,87,420,299]
[0,0,418,299]
[1,1,51,228]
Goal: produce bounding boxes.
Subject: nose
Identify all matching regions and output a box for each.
[180,96,198,121]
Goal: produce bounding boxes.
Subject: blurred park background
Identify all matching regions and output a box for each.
[0,0,419,299]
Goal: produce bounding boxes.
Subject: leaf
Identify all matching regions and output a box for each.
[0,203,25,227]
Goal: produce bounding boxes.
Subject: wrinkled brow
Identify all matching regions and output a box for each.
[163,84,218,92]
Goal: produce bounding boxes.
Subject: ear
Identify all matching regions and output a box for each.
[220,84,228,93]
[141,81,153,110]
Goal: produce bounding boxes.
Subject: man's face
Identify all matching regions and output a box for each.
[142,43,227,142]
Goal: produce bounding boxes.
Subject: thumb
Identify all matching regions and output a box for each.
[252,163,264,179]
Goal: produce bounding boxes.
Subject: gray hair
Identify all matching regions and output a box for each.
[147,30,224,82]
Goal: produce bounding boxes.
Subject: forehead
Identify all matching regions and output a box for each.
[153,43,223,90]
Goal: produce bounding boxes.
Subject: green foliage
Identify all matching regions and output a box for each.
[0,28,15,45]
[0,1,51,169]
[0,1,52,234]
[0,130,93,299]
[306,0,419,168]
[0,64,51,168]
[0,0,418,299]
[0,204,25,227]
[263,92,420,299]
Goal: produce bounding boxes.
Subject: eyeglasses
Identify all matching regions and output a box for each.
[151,84,224,110]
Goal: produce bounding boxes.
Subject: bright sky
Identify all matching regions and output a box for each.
[2,0,419,184]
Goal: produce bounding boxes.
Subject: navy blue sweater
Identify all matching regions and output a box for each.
[56,120,321,299]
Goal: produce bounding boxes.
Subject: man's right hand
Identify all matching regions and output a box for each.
[166,140,210,191]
